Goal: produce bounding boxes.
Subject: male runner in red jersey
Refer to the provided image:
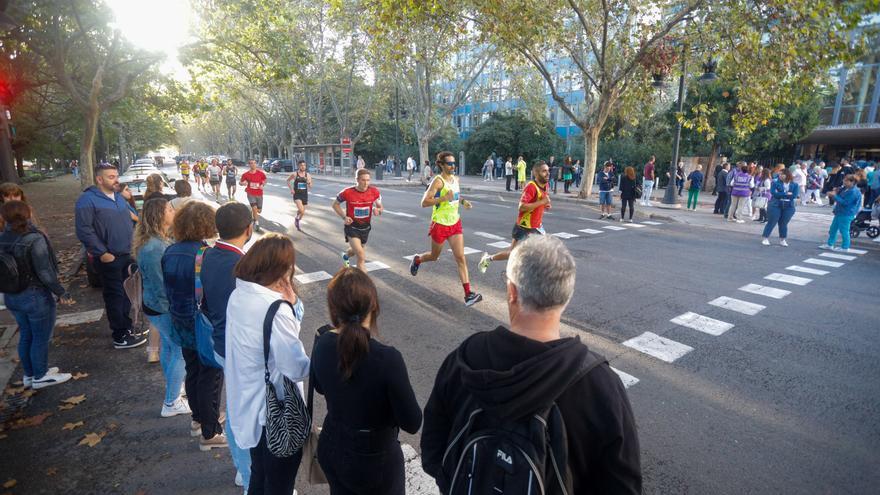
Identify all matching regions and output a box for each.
[239,159,267,232]
[332,168,383,271]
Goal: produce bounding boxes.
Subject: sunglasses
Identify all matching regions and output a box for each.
[443,161,456,166]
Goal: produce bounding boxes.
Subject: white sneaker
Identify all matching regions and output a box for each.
[23,367,59,388]
[818,244,833,250]
[478,252,492,274]
[735,219,745,224]
[235,471,244,487]
[161,397,192,418]
[780,239,789,247]
[761,238,770,246]
[32,370,72,389]
[837,248,852,253]
[830,246,842,252]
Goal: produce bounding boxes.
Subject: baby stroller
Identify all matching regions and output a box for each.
[849,205,879,239]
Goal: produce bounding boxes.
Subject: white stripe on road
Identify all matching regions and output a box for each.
[764,273,812,286]
[578,228,603,234]
[818,252,857,261]
[738,283,791,299]
[785,265,829,276]
[384,210,417,218]
[313,193,328,198]
[603,225,627,231]
[804,258,844,268]
[610,367,640,389]
[622,332,693,363]
[402,444,440,495]
[447,247,481,255]
[670,312,734,336]
[56,309,105,327]
[473,231,505,240]
[642,221,663,225]
[551,232,580,239]
[295,271,332,284]
[487,241,511,249]
[708,296,766,316]
[363,261,390,272]
[846,248,867,255]
[626,223,646,228]
[403,254,416,261]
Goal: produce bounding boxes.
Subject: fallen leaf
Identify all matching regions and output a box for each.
[78,431,106,447]
[57,404,75,411]
[61,394,86,405]
[62,421,84,431]
[134,490,147,495]
[1,480,15,489]
[108,422,118,431]
[71,372,89,380]
[3,386,24,395]
[45,467,57,476]
[21,389,36,398]
[10,412,51,429]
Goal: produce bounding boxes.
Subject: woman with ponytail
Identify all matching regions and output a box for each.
[312,267,421,495]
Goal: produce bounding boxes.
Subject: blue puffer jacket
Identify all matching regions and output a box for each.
[769,179,799,208]
[833,186,863,218]
[161,240,204,349]
[74,186,134,256]
[136,236,171,314]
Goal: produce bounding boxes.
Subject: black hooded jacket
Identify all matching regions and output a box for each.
[421,326,641,494]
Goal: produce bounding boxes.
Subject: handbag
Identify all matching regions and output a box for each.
[754,196,768,209]
[263,300,311,458]
[193,246,221,368]
[301,328,329,485]
[633,183,643,199]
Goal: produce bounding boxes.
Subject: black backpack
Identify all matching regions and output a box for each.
[0,235,33,294]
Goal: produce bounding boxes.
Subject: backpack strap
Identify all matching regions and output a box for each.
[262,299,293,384]
[193,245,207,310]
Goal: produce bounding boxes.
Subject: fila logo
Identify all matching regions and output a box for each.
[496,449,512,466]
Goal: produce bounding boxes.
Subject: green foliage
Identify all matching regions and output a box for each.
[464,112,563,174]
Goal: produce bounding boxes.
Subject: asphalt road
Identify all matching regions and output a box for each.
[2,166,877,494]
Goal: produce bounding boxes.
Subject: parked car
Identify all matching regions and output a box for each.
[120,175,177,208]
[261,158,278,172]
[271,159,293,173]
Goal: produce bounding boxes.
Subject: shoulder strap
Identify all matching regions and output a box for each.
[193,246,207,309]
[262,299,294,384]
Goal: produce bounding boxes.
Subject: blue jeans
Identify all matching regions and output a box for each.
[826,215,855,249]
[146,313,186,405]
[5,287,56,379]
[762,203,796,239]
[213,351,251,489]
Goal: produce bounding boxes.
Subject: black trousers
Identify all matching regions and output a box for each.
[96,254,132,341]
[181,348,224,438]
[714,191,729,214]
[620,198,635,219]
[505,175,513,191]
[249,429,304,495]
[318,423,404,495]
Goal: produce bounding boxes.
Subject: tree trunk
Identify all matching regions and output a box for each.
[704,141,719,192]
[79,105,100,187]
[418,135,430,170]
[15,150,24,178]
[577,127,600,198]
[0,106,18,183]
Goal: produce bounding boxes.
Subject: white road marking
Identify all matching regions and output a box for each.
[603,225,627,231]
[578,228,603,235]
[551,232,579,239]
[403,254,416,261]
[708,296,766,316]
[363,261,390,272]
[447,247,481,255]
[622,332,693,363]
[313,193,328,198]
[384,210,417,218]
[818,252,856,261]
[785,265,829,276]
[473,231,505,240]
[56,309,105,327]
[764,273,812,286]
[487,241,511,249]
[295,271,332,284]
[846,248,867,255]
[642,221,663,225]
[738,283,791,299]
[610,367,640,389]
[402,444,440,495]
[626,223,646,228]
[803,258,844,268]
[670,312,734,336]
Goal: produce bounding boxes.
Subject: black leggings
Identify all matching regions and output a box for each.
[248,429,303,495]
[621,198,634,219]
[182,348,224,439]
[505,175,514,191]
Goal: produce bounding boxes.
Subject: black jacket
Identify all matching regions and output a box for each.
[421,326,641,495]
[0,224,67,298]
[619,176,638,200]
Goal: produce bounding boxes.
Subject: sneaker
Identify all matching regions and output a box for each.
[626,218,633,223]
[23,367,59,388]
[409,256,420,276]
[254,222,262,233]
[191,421,202,437]
[599,214,606,219]
[199,432,228,451]
[341,251,350,268]
[294,217,301,231]
[818,244,833,250]
[235,472,244,487]
[161,397,192,418]
[780,239,789,247]
[32,370,72,390]
[761,238,770,246]
[464,292,483,307]
[735,219,745,224]
[478,252,492,274]
[836,248,852,253]
[114,333,148,349]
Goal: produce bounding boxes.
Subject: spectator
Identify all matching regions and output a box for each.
[597,161,616,219]
[226,234,310,494]
[820,174,863,253]
[0,182,30,231]
[494,155,503,179]
[516,155,527,191]
[686,164,704,211]
[713,162,730,215]
[161,201,226,451]
[482,155,494,182]
[170,179,193,210]
[761,168,799,247]
[548,155,558,193]
[675,161,686,196]
[421,235,641,494]
[806,164,824,205]
[753,168,772,223]
[0,201,75,389]
[133,197,188,416]
[712,157,728,196]
[420,160,433,189]
[562,156,574,193]
[75,163,143,349]
[407,155,416,182]
[504,156,514,191]
[728,163,754,223]
[619,166,638,223]
[641,155,656,206]
[200,202,254,489]
[574,158,583,188]
[118,183,140,225]
[792,161,807,203]
[312,268,422,495]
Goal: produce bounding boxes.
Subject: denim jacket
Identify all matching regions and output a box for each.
[0,223,68,298]
[136,236,171,314]
[832,186,862,218]
[769,180,799,208]
[161,240,204,349]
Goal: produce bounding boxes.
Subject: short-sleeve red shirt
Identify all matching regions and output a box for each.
[241,169,267,196]
[516,181,547,229]
[336,186,382,226]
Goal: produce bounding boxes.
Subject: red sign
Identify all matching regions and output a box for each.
[342,136,351,153]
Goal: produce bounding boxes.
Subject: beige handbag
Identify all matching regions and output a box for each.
[303,330,328,485]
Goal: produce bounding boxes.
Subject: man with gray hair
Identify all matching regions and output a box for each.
[421,235,641,494]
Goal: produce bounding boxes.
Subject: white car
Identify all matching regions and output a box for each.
[119,174,177,206]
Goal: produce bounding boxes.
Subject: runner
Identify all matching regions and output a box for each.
[207,158,223,199]
[478,161,551,273]
[286,160,312,232]
[179,160,191,182]
[239,159,267,232]
[332,168,383,272]
[194,159,207,192]
[223,159,237,200]
[408,151,482,307]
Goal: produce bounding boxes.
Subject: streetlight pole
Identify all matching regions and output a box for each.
[661,42,688,208]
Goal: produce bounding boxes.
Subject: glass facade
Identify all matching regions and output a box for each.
[819,30,880,126]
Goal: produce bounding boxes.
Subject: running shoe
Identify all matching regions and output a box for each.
[409,256,420,276]
[341,251,350,268]
[294,217,301,231]
[161,397,192,418]
[464,292,483,307]
[818,244,833,250]
[780,239,789,247]
[114,333,147,350]
[761,238,770,246]
[478,252,492,274]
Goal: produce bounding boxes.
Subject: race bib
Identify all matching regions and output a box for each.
[453,192,460,201]
[353,206,370,219]
[296,182,307,190]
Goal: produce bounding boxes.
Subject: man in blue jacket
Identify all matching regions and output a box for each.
[75,164,143,349]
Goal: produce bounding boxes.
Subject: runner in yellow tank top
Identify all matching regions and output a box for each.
[409,151,482,307]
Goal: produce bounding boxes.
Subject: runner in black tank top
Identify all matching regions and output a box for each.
[286,160,312,231]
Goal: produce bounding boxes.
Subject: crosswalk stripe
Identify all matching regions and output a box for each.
[804,257,844,268]
[738,283,791,299]
[818,252,857,261]
[403,254,416,261]
[626,223,646,228]
[473,231,505,240]
[578,228,603,234]
[384,210,417,218]
[446,246,481,255]
[551,232,579,239]
[708,296,766,316]
[670,312,734,336]
[610,367,640,388]
[487,241,511,249]
[785,265,829,276]
[642,221,663,225]
[364,261,390,272]
[603,225,627,231]
[764,273,812,286]
[295,271,332,284]
[313,193,328,198]
[622,332,693,363]
[56,309,105,327]
[846,248,867,255]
